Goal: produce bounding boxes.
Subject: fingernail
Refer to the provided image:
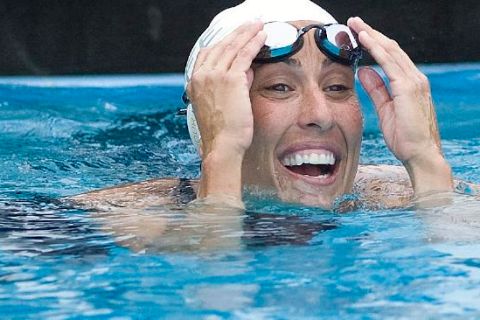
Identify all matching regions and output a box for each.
[348,16,362,25]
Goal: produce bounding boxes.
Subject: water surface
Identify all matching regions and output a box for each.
[0,64,479,319]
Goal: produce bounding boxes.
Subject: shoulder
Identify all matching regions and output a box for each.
[68,178,198,211]
[69,165,453,211]
[353,165,480,209]
[353,164,413,209]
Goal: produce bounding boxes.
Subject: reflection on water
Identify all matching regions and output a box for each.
[243,212,336,246]
[0,197,339,256]
[0,198,111,257]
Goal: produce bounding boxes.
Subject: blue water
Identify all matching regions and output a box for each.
[0,64,479,319]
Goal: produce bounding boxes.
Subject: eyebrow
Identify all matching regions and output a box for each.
[280,57,336,68]
[281,58,301,67]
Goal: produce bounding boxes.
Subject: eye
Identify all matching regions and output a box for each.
[325,84,350,92]
[267,83,292,92]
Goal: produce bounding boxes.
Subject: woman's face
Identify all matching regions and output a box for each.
[242,21,363,208]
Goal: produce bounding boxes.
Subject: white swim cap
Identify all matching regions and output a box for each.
[184,0,337,153]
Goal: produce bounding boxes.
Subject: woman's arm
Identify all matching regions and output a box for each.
[187,21,266,208]
[348,17,453,197]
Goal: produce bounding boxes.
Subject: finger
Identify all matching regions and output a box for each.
[202,21,264,71]
[230,30,267,73]
[192,47,211,73]
[358,30,407,82]
[358,67,392,120]
[348,17,417,74]
[216,21,265,70]
[351,17,433,105]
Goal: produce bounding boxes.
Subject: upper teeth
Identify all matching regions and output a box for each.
[281,152,335,166]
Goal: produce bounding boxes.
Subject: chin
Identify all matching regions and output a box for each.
[278,191,338,208]
[275,179,352,208]
[242,146,358,209]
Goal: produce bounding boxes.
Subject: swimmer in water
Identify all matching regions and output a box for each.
[72,0,465,213]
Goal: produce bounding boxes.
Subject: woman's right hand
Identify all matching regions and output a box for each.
[186,21,266,204]
[187,21,266,158]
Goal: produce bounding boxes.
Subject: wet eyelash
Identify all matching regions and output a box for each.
[267,84,291,92]
[326,84,350,92]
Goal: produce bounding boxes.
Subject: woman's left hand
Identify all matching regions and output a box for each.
[347,17,452,196]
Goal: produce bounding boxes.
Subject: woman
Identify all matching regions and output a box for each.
[72,0,455,212]
[182,0,452,209]
[69,0,480,252]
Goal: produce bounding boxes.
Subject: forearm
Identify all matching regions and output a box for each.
[197,142,245,208]
[404,151,453,197]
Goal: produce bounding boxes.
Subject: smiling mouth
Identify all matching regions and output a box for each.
[280,150,338,178]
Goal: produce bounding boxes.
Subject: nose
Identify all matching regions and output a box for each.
[297,87,335,132]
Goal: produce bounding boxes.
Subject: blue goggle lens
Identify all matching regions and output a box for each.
[254,22,362,66]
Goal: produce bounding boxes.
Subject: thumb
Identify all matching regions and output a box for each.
[358,67,392,118]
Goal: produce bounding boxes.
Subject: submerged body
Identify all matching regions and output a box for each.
[69,164,480,253]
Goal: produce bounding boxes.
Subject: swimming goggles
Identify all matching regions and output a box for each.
[254,22,362,67]
[179,22,362,111]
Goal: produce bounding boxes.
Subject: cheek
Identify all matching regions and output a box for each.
[243,98,289,182]
[250,97,291,144]
[340,101,363,134]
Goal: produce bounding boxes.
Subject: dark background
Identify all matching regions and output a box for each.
[0,0,478,75]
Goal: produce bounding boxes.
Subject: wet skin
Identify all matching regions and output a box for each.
[243,23,363,207]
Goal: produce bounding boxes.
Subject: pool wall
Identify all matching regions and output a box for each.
[0,0,478,75]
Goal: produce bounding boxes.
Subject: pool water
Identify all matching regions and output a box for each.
[0,64,479,319]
